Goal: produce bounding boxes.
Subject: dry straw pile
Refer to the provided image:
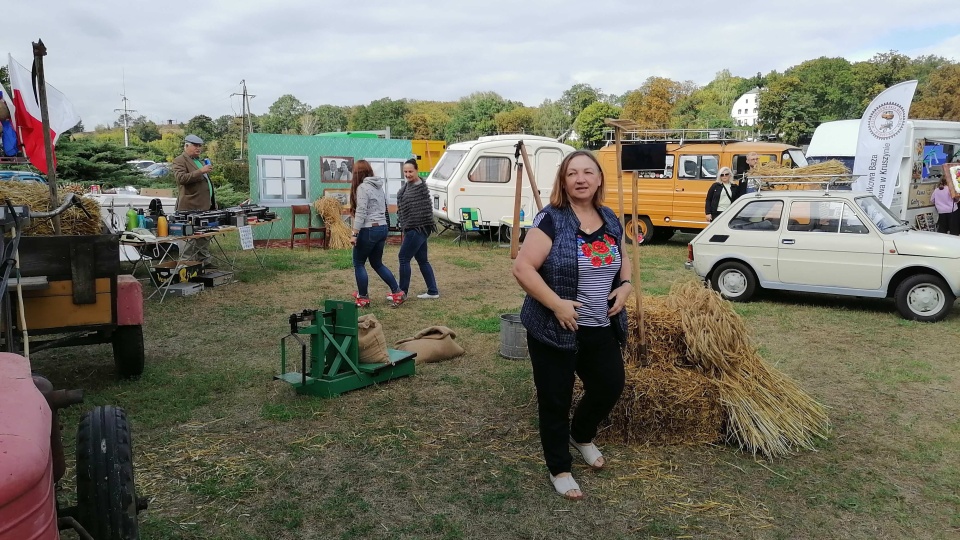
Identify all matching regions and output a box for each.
[752,160,850,190]
[0,182,103,236]
[598,282,830,458]
[313,196,353,249]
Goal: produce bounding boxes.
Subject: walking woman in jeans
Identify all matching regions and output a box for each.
[396,159,440,299]
[350,159,405,307]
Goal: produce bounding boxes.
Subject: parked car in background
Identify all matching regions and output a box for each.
[685,188,960,322]
[126,159,155,171]
[0,171,47,184]
[144,163,171,178]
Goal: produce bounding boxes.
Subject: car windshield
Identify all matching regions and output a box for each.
[429,150,467,182]
[855,196,908,233]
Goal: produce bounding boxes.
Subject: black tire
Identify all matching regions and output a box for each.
[623,215,655,245]
[894,274,955,322]
[112,325,144,379]
[76,406,141,540]
[710,261,757,302]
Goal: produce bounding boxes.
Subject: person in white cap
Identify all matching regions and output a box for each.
[172,134,216,264]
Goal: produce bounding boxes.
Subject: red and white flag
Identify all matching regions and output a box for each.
[6,54,81,174]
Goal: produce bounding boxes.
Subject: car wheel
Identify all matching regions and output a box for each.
[710,261,757,302]
[623,215,655,245]
[894,274,955,322]
[76,406,143,540]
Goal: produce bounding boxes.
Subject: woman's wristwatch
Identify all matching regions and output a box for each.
[620,280,632,288]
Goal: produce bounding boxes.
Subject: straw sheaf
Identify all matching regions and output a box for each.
[313,196,354,250]
[0,182,103,236]
[595,282,830,458]
[667,281,830,458]
[754,160,850,190]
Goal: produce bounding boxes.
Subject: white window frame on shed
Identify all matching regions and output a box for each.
[364,158,407,206]
[258,155,309,205]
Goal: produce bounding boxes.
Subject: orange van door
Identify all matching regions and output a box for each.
[673,153,719,227]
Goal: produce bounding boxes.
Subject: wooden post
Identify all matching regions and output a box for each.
[509,155,525,259]
[615,128,625,235]
[32,40,62,235]
[630,136,645,360]
[517,141,543,211]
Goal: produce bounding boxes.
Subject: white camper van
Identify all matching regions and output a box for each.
[426,135,575,231]
[807,119,960,227]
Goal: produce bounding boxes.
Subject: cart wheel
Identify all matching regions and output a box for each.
[112,325,144,379]
[76,406,142,540]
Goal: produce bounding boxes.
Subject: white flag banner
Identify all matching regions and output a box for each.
[852,80,918,208]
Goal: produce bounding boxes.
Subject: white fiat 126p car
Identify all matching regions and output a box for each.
[685,189,960,322]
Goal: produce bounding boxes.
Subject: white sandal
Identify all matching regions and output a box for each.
[549,473,583,500]
[570,436,605,469]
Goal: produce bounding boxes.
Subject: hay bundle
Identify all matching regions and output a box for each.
[625,295,686,368]
[602,295,723,446]
[605,365,724,446]
[313,196,353,249]
[595,282,830,457]
[753,160,850,190]
[663,281,830,457]
[0,182,103,236]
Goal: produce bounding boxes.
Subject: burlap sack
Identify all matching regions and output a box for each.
[357,314,390,364]
[394,326,465,365]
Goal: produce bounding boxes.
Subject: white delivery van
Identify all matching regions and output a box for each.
[426,135,575,231]
[807,119,960,226]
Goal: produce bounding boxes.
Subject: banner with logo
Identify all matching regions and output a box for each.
[852,80,918,208]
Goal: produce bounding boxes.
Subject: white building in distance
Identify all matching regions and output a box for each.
[731,88,760,126]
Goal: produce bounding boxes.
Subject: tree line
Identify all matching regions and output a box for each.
[3,51,959,197]
[224,51,960,148]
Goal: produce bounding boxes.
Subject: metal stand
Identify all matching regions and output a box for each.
[275,300,416,397]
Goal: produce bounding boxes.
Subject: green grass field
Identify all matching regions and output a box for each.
[35,231,959,539]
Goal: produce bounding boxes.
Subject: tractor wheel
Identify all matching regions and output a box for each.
[76,406,142,540]
[112,325,144,379]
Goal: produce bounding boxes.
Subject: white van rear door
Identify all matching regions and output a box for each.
[453,151,517,226]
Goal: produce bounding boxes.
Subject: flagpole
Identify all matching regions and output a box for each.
[33,39,62,235]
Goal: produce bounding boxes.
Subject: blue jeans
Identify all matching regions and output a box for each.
[353,225,399,297]
[398,228,439,295]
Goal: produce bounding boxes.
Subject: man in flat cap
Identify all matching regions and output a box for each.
[172,134,217,264]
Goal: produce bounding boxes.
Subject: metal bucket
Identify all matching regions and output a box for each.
[499,314,528,360]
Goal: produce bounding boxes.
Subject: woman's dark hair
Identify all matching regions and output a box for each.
[349,159,374,215]
[549,150,605,208]
[404,158,418,170]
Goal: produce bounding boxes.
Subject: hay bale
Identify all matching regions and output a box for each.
[313,196,354,250]
[602,364,724,446]
[0,182,103,236]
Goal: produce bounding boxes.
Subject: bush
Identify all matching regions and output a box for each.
[215,184,249,207]
[220,161,249,193]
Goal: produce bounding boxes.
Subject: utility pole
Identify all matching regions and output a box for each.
[114,71,136,147]
[231,80,255,159]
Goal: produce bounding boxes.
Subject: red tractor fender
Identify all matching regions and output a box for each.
[116,274,144,327]
[0,353,58,540]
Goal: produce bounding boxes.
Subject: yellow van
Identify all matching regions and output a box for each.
[597,130,807,242]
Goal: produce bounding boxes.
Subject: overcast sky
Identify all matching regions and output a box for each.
[5,0,960,129]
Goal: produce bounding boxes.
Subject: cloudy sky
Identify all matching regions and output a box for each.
[5,0,960,129]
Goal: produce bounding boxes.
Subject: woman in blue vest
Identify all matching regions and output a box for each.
[513,150,632,501]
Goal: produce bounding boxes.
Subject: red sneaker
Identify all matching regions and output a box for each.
[353,291,371,308]
[386,291,406,307]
